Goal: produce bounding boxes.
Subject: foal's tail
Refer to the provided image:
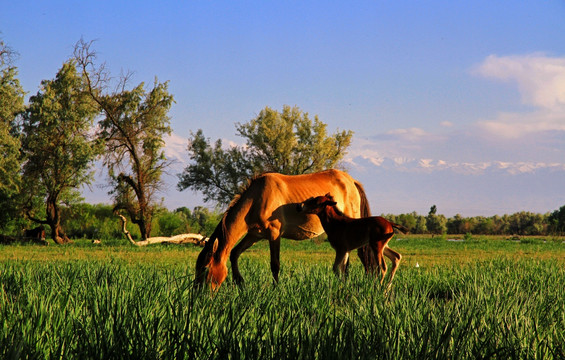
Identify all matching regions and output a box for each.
[391,222,410,234]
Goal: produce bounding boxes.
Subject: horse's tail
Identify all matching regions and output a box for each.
[354,180,378,273]
[391,222,410,234]
[354,180,371,217]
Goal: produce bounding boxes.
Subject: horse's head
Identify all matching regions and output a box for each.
[296,193,337,214]
[194,225,228,290]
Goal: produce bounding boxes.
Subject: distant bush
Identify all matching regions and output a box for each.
[60,203,124,239]
[157,211,188,237]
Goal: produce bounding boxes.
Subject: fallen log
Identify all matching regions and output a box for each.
[116,214,208,247]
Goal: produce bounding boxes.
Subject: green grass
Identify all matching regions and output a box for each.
[1,237,564,359]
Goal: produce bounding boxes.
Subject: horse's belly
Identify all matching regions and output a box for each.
[283,221,324,240]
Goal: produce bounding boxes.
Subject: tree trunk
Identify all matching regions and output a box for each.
[117,214,207,246]
[46,196,72,244]
[117,173,152,240]
[134,214,151,241]
[51,224,72,244]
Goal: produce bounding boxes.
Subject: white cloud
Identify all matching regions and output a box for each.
[476,54,565,109]
[385,127,430,140]
[346,153,565,176]
[475,53,565,138]
[354,127,447,160]
[477,110,565,139]
[163,132,188,164]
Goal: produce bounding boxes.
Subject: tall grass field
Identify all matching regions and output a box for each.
[1,237,564,359]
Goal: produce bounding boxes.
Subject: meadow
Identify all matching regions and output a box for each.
[1,236,564,359]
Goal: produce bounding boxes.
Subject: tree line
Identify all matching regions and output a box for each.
[3,201,560,240]
[51,204,565,238]
[2,37,565,243]
[385,205,562,237]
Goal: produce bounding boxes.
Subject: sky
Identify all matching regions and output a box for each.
[2,1,565,216]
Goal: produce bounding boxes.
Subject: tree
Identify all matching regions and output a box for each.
[237,106,353,174]
[426,205,447,237]
[178,105,353,205]
[549,205,565,235]
[0,39,25,228]
[177,129,255,204]
[20,60,100,244]
[74,40,174,240]
[411,211,428,234]
[446,214,465,234]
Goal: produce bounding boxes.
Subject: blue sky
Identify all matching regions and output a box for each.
[2,1,565,216]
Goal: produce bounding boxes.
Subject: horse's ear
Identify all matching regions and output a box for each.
[326,200,337,207]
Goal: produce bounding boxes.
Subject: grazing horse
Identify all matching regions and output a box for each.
[297,194,408,287]
[195,169,374,290]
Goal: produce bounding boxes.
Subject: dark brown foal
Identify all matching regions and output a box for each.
[297,194,408,287]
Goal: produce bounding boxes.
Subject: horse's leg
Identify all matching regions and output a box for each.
[230,233,261,285]
[344,254,351,277]
[269,237,281,284]
[332,251,350,276]
[383,246,402,286]
[357,246,377,274]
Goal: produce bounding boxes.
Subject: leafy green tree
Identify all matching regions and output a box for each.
[506,211,547,236]
[0,39,25,228]
[178,105,353,205]
[548,205,565,235]
[20,61,100,244]
[396,212,417,232]
[177,129,254,205]
[75,39,174,240]
[446,214,465,234]
[237,106,353,174]
[411,212,428,234]
[426,205,447,237]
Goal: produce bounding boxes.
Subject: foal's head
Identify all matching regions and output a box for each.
[297,193,337,215]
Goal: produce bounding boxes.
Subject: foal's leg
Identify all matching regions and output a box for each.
[230,233,261,285]
[369,241,387,284]
[383,246,402,286]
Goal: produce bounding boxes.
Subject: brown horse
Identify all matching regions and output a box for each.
[195,169,374,289]
[297,194,408,287]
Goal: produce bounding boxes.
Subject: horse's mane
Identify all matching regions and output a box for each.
[213,172,274,258]
[226,172,274,210]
